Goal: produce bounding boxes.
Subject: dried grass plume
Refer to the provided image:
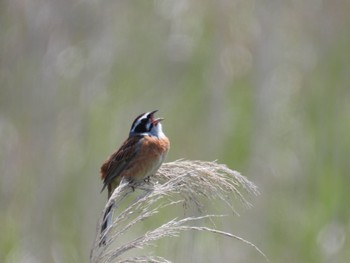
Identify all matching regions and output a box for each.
[90,160,267,263]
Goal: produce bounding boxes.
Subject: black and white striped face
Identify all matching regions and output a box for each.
[129,110,165,138]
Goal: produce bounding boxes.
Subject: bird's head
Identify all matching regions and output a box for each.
[129,110,165,138]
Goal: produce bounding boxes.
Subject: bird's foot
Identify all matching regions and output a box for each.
[144,176,151,183]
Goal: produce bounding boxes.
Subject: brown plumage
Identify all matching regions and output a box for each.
[100,134,170,198]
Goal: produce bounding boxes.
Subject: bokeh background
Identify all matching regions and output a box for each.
[1,0,349,262]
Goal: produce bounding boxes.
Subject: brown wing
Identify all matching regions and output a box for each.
[100,136,142,192]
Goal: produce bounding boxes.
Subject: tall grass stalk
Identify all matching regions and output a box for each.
[90,160,266,263]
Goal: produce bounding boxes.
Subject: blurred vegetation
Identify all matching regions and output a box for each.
[1,0,349,262]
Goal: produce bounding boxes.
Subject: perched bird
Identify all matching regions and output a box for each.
[100,110,170,198]
[99,110,170,245]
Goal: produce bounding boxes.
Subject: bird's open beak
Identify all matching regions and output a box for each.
[150,110,164,124]
[154,117,164,123]
[150,110,158,116]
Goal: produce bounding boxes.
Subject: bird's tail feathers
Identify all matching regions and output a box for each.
[99,202,114,246]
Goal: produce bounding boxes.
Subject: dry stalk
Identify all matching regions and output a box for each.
[90,160,266,263]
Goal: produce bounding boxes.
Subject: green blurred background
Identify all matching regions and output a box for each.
[1,0,349,262]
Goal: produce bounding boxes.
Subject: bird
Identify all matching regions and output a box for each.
[100,110,170,198]
[99,110,170,245]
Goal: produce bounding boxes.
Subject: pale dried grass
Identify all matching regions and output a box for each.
[90,160,266,263]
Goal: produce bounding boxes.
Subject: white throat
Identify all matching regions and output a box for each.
[150,123,166,138]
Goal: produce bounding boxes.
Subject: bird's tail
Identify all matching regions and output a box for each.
[99,202,114,246]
